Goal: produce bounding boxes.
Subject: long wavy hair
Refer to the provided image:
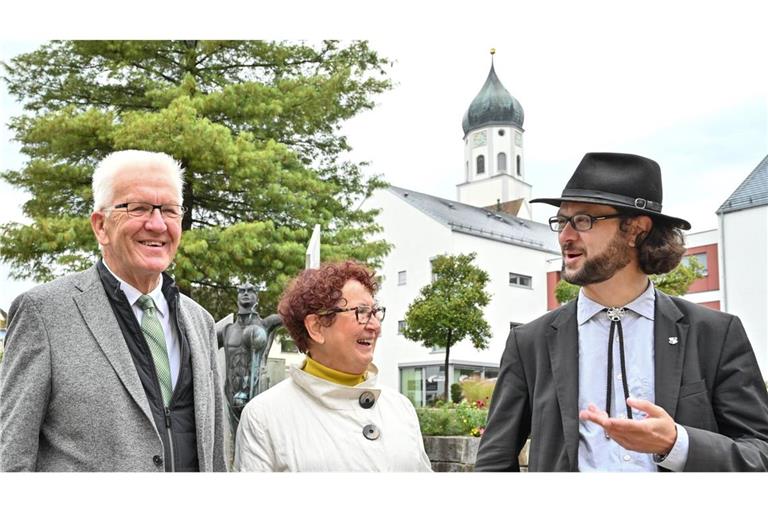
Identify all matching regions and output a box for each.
[619,212,686,274]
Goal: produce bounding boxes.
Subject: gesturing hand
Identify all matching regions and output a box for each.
[579,398,677,455]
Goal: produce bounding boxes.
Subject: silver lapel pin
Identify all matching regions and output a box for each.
[668,336,678,345]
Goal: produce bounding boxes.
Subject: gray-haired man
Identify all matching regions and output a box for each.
[0,150,226,471]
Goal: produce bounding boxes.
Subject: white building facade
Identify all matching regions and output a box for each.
[717,154,768,378]
[363,58,559,404]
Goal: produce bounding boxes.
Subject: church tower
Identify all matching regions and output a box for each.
[457,50,532,219]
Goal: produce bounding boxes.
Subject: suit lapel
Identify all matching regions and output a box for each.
[547,301,580,470]
[72,267,154,423]
[653,291,687,417]
[179,302,212,471]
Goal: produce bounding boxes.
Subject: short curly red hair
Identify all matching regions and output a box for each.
[278,260,379,353]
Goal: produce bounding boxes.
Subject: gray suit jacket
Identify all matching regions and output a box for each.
[475,291,768,471]
[0,265,227,471]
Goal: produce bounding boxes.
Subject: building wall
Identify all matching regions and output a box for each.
[682,229,721,308]
[363,188,455,388]
[365,188,556,390]
[720,206,768,377]
[456,173,532,211]
[449,231,555,366]
[458,124,530,214]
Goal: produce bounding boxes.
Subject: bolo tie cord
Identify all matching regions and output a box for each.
[605,307,632,422]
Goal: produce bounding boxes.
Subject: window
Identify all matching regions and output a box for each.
[476,155,485,175]
[509,272,532,288]
[400,366,424,407]
[498,129,506,136]
[686,253,709,277]
[398,270,407,285]
[429,255,441,282]
[278,333,299,353]
[399,363,499,406]
[497,152,507,171]
[398,320,406,334]
[516,155,522,176]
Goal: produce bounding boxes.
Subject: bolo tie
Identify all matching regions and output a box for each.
[605,307,632,430]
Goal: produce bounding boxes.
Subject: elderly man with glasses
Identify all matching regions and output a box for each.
[0,150,226,472]
[475,152,768,472]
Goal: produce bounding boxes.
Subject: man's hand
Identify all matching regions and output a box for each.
[579,398,677,455]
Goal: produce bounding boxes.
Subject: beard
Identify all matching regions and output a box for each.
[561,230,633,286]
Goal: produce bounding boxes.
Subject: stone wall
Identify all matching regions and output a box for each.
[424,436,530,472]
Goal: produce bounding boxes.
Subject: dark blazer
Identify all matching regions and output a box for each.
[475,290,768,472]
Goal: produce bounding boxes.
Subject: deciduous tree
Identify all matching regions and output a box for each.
[402,253,491,403]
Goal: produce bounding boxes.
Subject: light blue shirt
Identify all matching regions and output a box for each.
[577,282,688,471]
[103,261,181,388]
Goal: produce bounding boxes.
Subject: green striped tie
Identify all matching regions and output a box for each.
[137,295,173,406]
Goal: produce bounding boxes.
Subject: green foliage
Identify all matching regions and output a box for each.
[459,377,496,409]
[416,400,489,437]
[403,253,492,402]
[402,253,492,351]
[555,279,579,304]
[554,256,707,304]
[450,382,463,404]
[1,40,393,318]
[652,256,705,296]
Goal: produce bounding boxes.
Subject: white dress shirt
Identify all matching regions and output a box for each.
[102,261,181,388]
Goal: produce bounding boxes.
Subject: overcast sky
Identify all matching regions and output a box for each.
[1,2,767,312]
[1,1,767,505]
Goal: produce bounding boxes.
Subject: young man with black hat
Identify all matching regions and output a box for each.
[475,152,768,472]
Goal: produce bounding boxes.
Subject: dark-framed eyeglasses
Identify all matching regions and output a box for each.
[548,213,624,232]
[317,305,386,324]
[105,202,188,220]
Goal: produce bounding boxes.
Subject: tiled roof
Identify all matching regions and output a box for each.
[717,154,768,214]
[387,186,559,254]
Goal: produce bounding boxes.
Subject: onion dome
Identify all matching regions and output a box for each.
[462,52,524,135]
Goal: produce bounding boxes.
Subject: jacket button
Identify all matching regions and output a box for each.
[362,424,380,441]
[359,391,375,409]
[153,455,163,467]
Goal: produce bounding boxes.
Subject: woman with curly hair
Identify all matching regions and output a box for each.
[233,260,431,471]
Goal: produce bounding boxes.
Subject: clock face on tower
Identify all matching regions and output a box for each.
[515,132,522,146]
[472,131,487,148]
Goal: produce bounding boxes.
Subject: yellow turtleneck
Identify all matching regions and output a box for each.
[303,356,366,386]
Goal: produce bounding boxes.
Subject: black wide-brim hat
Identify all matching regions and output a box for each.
[531,152,691,230]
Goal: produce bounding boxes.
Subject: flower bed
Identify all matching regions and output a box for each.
[416,399,489,437]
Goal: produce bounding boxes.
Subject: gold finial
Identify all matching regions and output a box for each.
[490,48,496,55]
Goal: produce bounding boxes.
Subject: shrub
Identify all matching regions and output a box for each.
[416,400,488,437]
[459,377,495,409]
[450,382,463,403]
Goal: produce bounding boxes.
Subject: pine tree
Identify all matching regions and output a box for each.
[1,40,393,317]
